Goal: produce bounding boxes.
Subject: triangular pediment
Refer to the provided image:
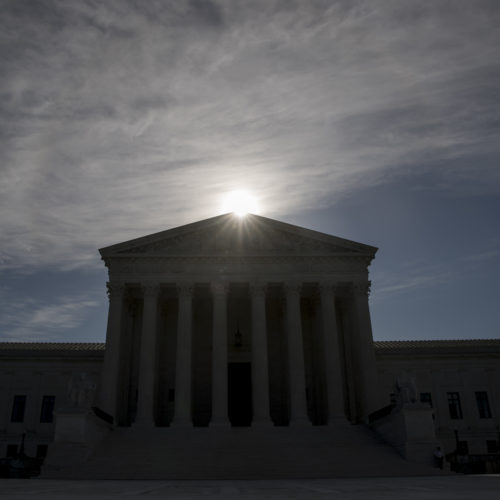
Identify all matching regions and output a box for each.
[99,213,377,258]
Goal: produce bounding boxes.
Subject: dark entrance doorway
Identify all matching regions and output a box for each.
[228,362,252,426]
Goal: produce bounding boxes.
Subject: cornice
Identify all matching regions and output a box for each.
[103,254,374,272]
[104,254,373,261]
[2,340,499,361]
[374,339,500,358]
[0,342,105,362]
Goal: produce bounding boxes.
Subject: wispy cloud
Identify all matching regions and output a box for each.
[1,1,499,271]
[374,272,450,297]
[372,238,500,301]
[0,291,100,341]
[459,249,500,263]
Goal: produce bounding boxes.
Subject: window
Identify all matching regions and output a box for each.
[36,444,48,459]
[447,392,463,419]
[475,391,492,419]
[40,395,55,423]
[6,444,18,457]
[487,440,499,453]
[10,395,26,423]
[420,392,432,407]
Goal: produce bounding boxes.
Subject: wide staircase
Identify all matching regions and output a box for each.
[43,423,442,479]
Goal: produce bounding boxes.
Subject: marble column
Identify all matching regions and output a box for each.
[171,283,193,426]
[351,282,380,419]
[210,281,229,426]
[285,282,310,425]
[100,282,125,421]
[319,283,345,421]
[134,283,160,426]
[250,282,271,426]
[341,309,358,422]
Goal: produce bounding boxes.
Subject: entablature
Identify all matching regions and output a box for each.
[104,254,372,279]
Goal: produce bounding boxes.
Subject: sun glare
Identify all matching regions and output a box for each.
[222,190,259,217]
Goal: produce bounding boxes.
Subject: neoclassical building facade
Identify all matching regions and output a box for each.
[1,214,499,477]
[98,213,379,430]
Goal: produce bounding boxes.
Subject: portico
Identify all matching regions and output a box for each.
[98,213,380,429]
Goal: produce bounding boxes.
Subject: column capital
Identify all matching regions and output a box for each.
[249,282,267,298]
[284,282,302,297]
[141,282,160,298]
[106,282,126,300]
[318,282,337,296]
[177,283,194,299]
[210,281,229,296]
[351,281,371,297]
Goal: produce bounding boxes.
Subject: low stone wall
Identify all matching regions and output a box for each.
[371,403,438,465]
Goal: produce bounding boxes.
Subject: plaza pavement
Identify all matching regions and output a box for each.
[1,476,500,499]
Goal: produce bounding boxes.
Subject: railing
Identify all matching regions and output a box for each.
[448,453,500,474]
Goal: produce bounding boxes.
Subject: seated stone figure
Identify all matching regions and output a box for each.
[67,372,96,409]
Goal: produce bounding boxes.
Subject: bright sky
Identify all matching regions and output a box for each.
[1,0,499,342]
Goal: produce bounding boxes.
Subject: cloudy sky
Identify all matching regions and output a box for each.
[1,0,499,342]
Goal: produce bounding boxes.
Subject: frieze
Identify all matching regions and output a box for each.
[107,255,371,278]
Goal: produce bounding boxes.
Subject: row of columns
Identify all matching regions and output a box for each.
[101,281,374,427]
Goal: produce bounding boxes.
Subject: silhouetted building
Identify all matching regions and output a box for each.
[1,214,499,477]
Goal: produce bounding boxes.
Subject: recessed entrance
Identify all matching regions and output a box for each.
[228,362,252,426]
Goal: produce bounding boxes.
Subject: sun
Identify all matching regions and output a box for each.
[221,190,259,217]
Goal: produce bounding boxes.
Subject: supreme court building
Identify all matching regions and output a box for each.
[99,213,379,429]
[1,214,499,478]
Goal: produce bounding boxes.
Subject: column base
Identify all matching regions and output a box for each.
[289,417,312,427]
[132,419,155,428]
[251,419,273,428]
[327,416,350,426]
[170,419,193,428]
[209,420,231,428]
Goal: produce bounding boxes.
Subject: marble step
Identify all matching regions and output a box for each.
[43,425,441,479]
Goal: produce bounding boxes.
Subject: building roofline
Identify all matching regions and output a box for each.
[0,342,105,351]
[374,339,500,356]
[99,213,378,257]
[374,339,500,348]
[1,339,499,353]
